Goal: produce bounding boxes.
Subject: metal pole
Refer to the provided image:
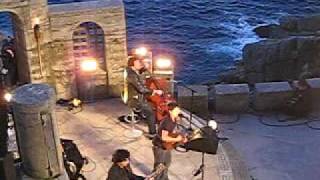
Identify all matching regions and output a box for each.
[201,152,205,180]
[189,90,194,130]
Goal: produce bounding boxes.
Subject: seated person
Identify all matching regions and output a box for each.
[126,55,163,138]
[107,149,147,180]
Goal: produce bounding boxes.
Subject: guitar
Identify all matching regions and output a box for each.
[145,163,166,180]
[162,133,186,150]
[162,124,191,150]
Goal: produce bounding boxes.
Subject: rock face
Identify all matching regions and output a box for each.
[243,36,320,83]
[230,14,320,84]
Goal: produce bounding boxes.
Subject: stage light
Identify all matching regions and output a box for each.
[135,47,148,57]
[155,58,172,69]
[80,58,97,72]
[68,98,82,111]
[208,120,217,130]
[71,98,82,107]
[4,92,12,102]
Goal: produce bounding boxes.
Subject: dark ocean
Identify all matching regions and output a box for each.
[1,0,320,84]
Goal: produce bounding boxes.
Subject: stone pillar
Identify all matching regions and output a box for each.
[177,85,208,118]
[12,84,67,179]
[253,81,293,111]
[306,78,320,111]
[214,84,250,113]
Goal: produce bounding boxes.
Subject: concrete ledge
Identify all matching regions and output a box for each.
[220,142,251,180]
[214,84,249,113]
[253,81,293,111]
[177,85,208,118]
[306,78,320,111]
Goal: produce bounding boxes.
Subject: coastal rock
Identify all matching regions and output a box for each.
[279,16,299,31]
[243,36,320,84]
[279,14,320,32]
[253,24,289,38]
[219,14,320,85]
[217,66,246,84]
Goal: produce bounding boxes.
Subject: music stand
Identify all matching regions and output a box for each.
[193,119,209,180]
[180,115,222,180]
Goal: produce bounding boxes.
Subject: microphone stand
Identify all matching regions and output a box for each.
[175,81,197,131]
[192,116,209,180]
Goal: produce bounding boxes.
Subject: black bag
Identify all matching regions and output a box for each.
[61,138,87,180]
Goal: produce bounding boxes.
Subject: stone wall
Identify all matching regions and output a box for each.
[48,0,127,98]
[0,0,127,99]
[210,78,319,114]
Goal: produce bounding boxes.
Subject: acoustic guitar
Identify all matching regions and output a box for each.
[145,163,166,180]
[162,133,188,150]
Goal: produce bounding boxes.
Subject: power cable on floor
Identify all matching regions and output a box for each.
[81,156,97,173]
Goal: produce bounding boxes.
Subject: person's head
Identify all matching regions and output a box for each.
[167,102,181,122]
[111,149,130,168]
[128,55,144,71]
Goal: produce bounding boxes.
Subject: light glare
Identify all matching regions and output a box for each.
[33,17,40,26]
[4,93,12,102]
[135,47,148,56]
[80,58,97,72]
[156,58,172,69]
[208,120,218,130]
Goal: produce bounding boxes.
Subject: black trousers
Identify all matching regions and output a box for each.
[152,146,171,180]
[139,102,156,134]
[129,99,156,135]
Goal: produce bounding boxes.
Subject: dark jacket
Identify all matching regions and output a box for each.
[106,164,144,180]
[0,84,6,107]
[126,67,152,108]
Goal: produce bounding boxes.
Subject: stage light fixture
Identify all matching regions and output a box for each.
[155,58,172,69]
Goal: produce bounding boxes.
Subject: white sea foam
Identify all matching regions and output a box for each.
[207,15,260,60]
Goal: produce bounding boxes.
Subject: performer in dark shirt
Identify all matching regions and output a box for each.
[107,149,145,180]
[152,102,187,180]
[126,55,163,137]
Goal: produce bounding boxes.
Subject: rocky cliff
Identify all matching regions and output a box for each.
[219,14,320,84]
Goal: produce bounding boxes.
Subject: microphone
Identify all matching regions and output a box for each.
[193,164,204,176]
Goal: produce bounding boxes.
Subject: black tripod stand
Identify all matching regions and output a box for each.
[193,119,209,180]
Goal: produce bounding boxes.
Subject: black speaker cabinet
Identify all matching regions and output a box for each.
[185,126,219,154]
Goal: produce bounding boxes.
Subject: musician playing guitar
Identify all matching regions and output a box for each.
[152,102,187,180]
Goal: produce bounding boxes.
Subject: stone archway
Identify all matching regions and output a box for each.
[72,22,108,100]
[0,11,30,86]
